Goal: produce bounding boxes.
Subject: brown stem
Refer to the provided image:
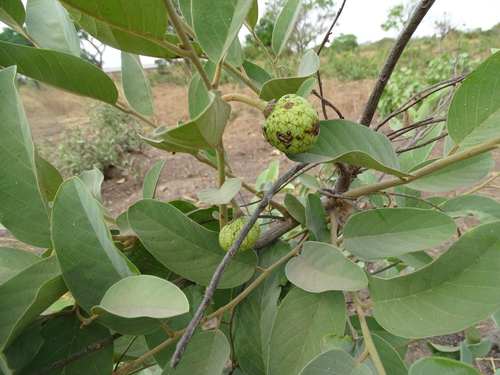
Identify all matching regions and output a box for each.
[396,132,448,153]
[359,0,436,127]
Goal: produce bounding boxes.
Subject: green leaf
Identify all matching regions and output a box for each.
[61,0,172,58]
[162,330,230,375]
[0,256,66,350]
[409,357,480,375]
[370,221,500,338]
[291,120,408,178]
[0,66,51,248]
[343,208,457,260]
[121,53,154,117]
[286,241,368,292]
[305,194,329,243]
[128,200,257,288]
[233,242,290,375]
[197,178,242,205]
[284,193,306,225]
[20,315,113,375]
[296,76,316,98]
[299,349,372,375]
[178,0,192,26]
[272,0,302,56]
[143,160,166,200]
[226,38,245,67]
[35,154,63,203]
[188,61,217,119]
[0,42,118,103]
[2,322,43,374]
[268,288,346,375]
[242,60,272,90]
[440,195,500,223]
[370,333,407,375]
[79,168,104,202]
[260,50,319,101]
[407,153,494,193]
[398,123,445,171]
[52,178,132,314]
[0,248,39,285]
[26,0,80,55]
[0,0,25,30]
[93,275,188,319]
[144,92,230,152]
[448,52,500,148]
[246,0,259,29]
[192,0,253,63]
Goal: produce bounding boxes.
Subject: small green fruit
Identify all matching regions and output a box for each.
[262,94,320,154]
[219,217,261,252]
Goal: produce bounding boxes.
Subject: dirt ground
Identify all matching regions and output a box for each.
[2,79,499,373]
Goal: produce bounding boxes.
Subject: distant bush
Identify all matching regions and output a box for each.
[323,50,379,81]
[330,34,358,52]
[48,104,144,177]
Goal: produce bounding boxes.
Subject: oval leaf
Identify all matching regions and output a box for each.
[291,120,408,178]
[26,0,80,55]
[286,241,368,292]
[0,256,66,350]
[128,200,257,288]
[162,330,230,375]
[299,349,371,375]
[407,153,494,193]
[370,333,407,375]
[121,52,155,117]
[143,160,166,200]
[192,0,253,63]
[242,60,272,90]
[0,66,51,248]
[409,357,480,375]
[305,194,329,243]
[233,242,290,375]
[0,248,39,285]
[0,0,25,29]
[197,178,242,205]
[370,221,500,338]
[52,178,132,313]
[260,50,319,101]
[448,51,500,148]
[0,42,118,103]
[268,287,346,375]
[60,0,172,58]
[440,195,500,223]
[272,0,302,56]
[93,275,189,319]
[343,208,457,260]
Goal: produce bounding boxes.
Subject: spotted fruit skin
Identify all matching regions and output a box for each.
[262,94,320,154]
[218,217,261,252]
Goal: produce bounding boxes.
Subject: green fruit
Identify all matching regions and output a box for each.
[219,217,261,252]
[262,94,320,154]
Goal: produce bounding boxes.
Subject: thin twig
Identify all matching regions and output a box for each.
[376,75,465,130]
[170,163,308,367]
[396,132,448,153]
[114,336,138,371]
[353,294,387,375]
[113,103,157,129]
[316,0,348,55]
[371,261,402,275]
[388,116,446,139]
[359,0,436,127]
[164,0,212,89]
[312,89,345,119]
[222,62,260,94]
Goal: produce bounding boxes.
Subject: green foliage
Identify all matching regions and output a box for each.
[1,1,500,374]
[49,104,143,176]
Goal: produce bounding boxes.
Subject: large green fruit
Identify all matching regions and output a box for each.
[219,217,261,252]
[262,94,320,154]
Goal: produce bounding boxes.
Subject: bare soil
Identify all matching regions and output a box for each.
[2,79,498,373]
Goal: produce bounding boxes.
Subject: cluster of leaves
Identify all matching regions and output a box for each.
[42,104,144,176]
[0,1,500,375]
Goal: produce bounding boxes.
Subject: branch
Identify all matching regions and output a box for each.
[312,89,345,119]
[345,136,500,199]
[113,103,157,129]
[376,75,465,130]
[396,132,448,153]
[316,0,348,55]
[387,116,446,139]
[222,62,261,95]
[164,0,212,89]
[170,163,308,367]
[359,0,436,127]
